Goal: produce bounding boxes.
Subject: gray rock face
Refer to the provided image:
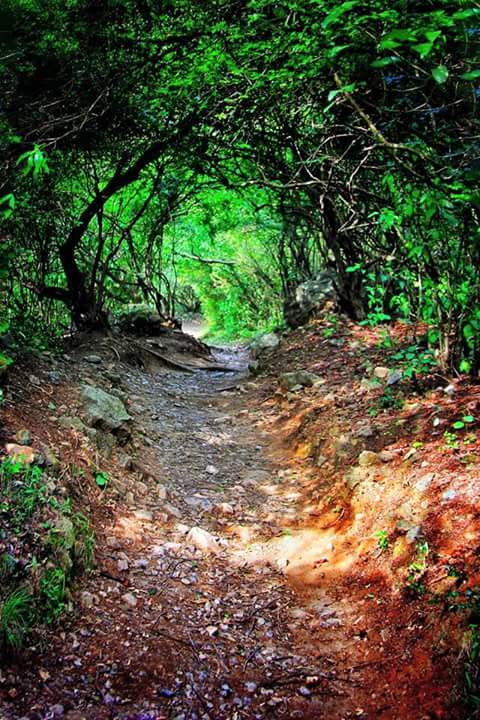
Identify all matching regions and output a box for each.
[80,385,131,432]
[38,443,59,467]
[83,355,102,364]
[249,333,280,358]
[358,450,380,467]
[14,429,31,446]
[279,370,321,391]
[284,271,337,328]
[59,416,86,433]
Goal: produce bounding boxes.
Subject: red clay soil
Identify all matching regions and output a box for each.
[0,321,478,719]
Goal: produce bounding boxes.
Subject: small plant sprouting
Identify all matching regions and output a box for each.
[452,415,475,430]
[322,316,340,338]
[378,387,404,411]
[94,470,109,488]
[390,344,437,378]
[72,512,95,571]
[375,530,390,552]
[406,541,429,596]
[443,430,459,450]
[40,567,66,622]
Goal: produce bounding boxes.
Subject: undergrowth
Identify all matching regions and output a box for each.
[0,457,95,654]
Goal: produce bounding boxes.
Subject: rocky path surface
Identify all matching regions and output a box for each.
[2,335,462,720]
[3,344,354,720]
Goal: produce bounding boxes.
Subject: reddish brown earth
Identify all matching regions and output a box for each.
[1,319,479,719]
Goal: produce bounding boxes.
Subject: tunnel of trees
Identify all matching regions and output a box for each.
[1,0,479,371]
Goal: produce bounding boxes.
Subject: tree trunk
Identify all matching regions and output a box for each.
[41,139,175,329]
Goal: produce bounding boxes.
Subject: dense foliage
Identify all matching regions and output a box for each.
[1,0,479,367]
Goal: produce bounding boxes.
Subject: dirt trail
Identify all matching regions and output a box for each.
[2,335,462,720]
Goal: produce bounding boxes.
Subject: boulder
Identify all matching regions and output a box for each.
[333,434,358,461]
[5,443,35,464]
[373,366,390,380]
[14,429,31,446]
[249,333,280,358]
[378,450,396,463]
[284,271,337,328]
[345,465,372,489]
[92,430,116,456]
[354,424,375,439]
[186,526,221,554]
[38,443,60,468]
[116,303,178,335]
[59,416,86,433]
[80,385,131,432]
[216,502,234,516]
[358,450,381,467]
[83,355,102,364]
[387,369,403,386]
[279,370,321,391]
[415,473,434,493]
[116,452,133,470]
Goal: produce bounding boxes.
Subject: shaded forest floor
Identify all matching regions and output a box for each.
[1,315,479,719]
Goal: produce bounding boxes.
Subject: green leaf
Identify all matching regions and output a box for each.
[327,89,340,102]
[462,416,475,423]
[327,83,356,102]
[322,1,357,28]
[328,44,351,58]
[453,421,465,430]
[413,42,434,58]
[95,471,109,488]
[425,31,442,43]
[371,57,400,68]
[0,193,15,219]
[432,65,448,84]
[460,70,480,81]
[387,29,417,42]
[453,9,480,20]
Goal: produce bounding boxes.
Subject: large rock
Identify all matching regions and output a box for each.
[186,527,221,555]
[5,443,35,465]
[279,370,321,391]
[116,303,180,335]
[80,385,131,432]
[14,429,31,446]
[249,333,280,358]
[59,416,86,433]
[284,271,337,328]
[358,450,380,467]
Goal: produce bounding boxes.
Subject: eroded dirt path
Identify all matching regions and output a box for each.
[3,336,461,720]
[4,346,337,720]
